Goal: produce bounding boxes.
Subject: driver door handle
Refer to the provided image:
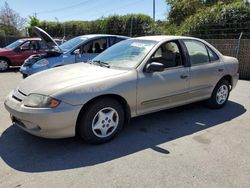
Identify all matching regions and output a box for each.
[180,74,189,79]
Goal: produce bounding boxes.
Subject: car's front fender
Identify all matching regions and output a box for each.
[51,70,138,117]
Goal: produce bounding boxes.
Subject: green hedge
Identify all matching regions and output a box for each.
[28,14,155,38]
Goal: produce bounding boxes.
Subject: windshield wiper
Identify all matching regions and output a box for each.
[92,60,110,68]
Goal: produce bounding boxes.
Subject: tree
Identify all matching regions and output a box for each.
[29,15,40,27]
[0,1,26,36]
[180,1,250,38]
[165,0,245,26]
[27,15,41,36]
[166,0,203,26]
[27,14,154,38]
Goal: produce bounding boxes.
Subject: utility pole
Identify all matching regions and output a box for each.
[153,0,155,22]
[130,17,133,37]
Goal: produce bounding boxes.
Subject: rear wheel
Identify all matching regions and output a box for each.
[78,98,125,144]
[207,79,230,109]
[0,58,9,72]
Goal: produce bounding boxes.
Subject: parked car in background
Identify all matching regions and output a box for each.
[0,38,48,71]
[4,36,239,144]
[20,26,129,78]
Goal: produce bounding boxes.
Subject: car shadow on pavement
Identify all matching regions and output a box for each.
[0,100,246,172]
[0,67,20,73]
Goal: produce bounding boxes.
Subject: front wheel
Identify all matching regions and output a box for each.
[0,58,9,72]
[207,79,230,109]
[22,74,28,79]
[78,98,125,144]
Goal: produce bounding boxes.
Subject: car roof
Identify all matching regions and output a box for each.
[77,34,129,39]
[20,37,42,41]
[131,35,201,42]
[132,35,223,57]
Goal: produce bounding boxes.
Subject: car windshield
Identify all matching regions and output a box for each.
[5,40,24,49]
[59,37,87,52]
[93,39,157,69]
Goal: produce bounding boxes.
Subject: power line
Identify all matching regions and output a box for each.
[61,0,145,20]
[63,0,115,19]
[36,0,93,14]
[86,0,146,19]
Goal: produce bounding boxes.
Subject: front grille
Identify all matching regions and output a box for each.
[12,89,27,102]
[12,95,22,102]
[18,90,27,96]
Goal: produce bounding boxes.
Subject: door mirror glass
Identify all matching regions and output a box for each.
[146,62,164,73]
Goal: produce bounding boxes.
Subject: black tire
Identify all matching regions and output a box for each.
[0,58,9,72]
[207,79,230,109]
[78,98,125,144]
[22,74,28,79]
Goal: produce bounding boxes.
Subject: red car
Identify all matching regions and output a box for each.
[0,38,47,71]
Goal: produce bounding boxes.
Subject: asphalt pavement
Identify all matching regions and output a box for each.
[0,69,249,188]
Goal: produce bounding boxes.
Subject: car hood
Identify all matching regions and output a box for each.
[0,48,12,53]
[18,63,128,96]
[33,26,62,53]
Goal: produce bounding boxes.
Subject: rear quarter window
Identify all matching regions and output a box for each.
[207,46,219,62]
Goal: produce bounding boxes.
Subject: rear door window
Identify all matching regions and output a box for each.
[183,40,209,66]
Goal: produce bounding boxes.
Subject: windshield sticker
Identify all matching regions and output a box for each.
[130,42,146,48]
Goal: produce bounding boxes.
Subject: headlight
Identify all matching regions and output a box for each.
[23,94,60,108]
[33,59,49,67]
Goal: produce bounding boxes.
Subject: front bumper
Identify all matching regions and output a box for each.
[4,90,82,139]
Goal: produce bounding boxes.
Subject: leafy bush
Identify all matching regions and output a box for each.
[180,1,250,38]
[0,24,20,36]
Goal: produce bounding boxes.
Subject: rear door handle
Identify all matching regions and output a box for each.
[218,68,224,72]
[180,75,188,79]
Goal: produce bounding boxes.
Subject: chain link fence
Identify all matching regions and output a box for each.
[205,38,250,80]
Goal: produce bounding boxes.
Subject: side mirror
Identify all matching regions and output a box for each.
[73,49,80,55]
[145,62,165,73]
